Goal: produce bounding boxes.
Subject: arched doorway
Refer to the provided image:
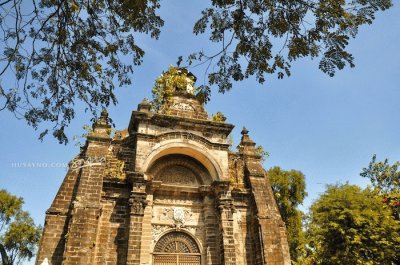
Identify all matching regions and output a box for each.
[153,231,201,265]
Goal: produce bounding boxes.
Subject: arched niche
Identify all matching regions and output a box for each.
[147,154,212,186]
[143,143,221,181]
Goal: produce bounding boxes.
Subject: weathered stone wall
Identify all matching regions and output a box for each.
[94,181,130,264]
[36,88,291,265]
[35,164,80,265]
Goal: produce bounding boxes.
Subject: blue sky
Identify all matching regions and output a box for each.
[0,1,399,246]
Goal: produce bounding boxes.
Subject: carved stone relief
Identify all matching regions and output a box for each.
[156,165,198,186]
[171,103,195,111]
[153,197,202,206]
[151,204,205,248]
[129,194,147,215]
[158,207,194,228]
[151,225,204,243]
[152,225,172,241]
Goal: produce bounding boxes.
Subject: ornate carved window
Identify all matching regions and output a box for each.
[153,232,200,265]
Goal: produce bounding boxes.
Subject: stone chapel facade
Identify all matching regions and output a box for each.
[36,71,291,265]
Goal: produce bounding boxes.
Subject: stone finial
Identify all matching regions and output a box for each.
[90,108,111,139]
[138,98,151,112]
[237,126,257,155]
[94,108,109,127]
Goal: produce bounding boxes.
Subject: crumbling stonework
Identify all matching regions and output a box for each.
[36,71,291,265]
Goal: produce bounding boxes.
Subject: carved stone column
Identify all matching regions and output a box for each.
[126,175,147,265]
[139,181,158,265]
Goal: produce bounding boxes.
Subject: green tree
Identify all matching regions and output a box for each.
[361,155,400,219]
[306,184,400,265]
[268,166,307,264]
[0,190,42,265]
[0,0,392,143]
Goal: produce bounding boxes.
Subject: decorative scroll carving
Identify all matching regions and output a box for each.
[152,225,172,241]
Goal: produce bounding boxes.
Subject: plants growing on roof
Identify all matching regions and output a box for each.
[151,66,211,112]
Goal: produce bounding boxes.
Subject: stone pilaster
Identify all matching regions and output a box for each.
[216,186,237,265]
[126,175,147,265]
[202,195,220,265]
[139,193,153,265]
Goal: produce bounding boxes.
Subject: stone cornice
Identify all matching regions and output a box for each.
[128,111,234,137]
[135,131,230,151]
